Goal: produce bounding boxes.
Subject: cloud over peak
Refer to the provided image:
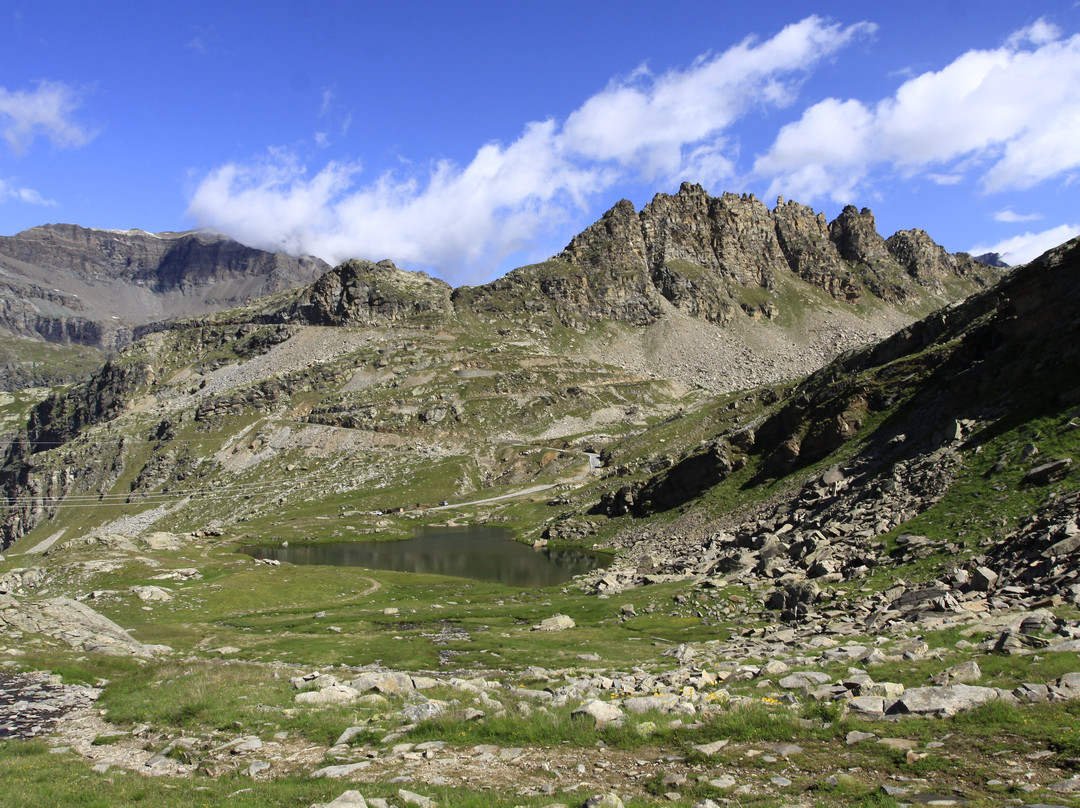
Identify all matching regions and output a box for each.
[187,16,873,281]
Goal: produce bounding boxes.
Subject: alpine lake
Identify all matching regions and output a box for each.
[241,525,610,587]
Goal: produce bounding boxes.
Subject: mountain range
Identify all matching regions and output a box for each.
[0,182,1014,550]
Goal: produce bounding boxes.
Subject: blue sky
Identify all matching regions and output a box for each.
[2,1,1078,284]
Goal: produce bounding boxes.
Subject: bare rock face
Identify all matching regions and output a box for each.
[640,186,787,288]
[643,189,787,323]
[283,259,452,327]
[773,199,859,301]
[456,199,663,329]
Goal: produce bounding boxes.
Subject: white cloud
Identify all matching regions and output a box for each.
[1007,18,1061,48]
[0,80,91,155]
[188,16,873,281]
[969,222,1080,264]
[755,20,1080,201]
[562,16,875,180]
[319,88,334,117]
[994,208,1042,223]
[0,177,55,206]
[188,122,611,274]
[927,173,963,185]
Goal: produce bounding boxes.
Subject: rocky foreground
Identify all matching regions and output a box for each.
[5,608,1080,807]
[4,493,1080,808]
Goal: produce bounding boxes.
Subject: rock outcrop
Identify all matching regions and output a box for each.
[0,595,169,657]
[279,259,453,327]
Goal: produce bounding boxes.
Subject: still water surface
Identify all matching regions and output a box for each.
[242,525,609,587]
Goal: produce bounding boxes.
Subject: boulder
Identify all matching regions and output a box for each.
[401,700,448,723]
[310,762,372,779]
[533,614,576,631]
[295,685,360,706]
[969,567,998,592]
[142,532,184,551]
[310,792,368,808]
[0,595,168,657]
[583,794,625,808]
[693,739,730,756]
[889,684,1002,717]
[623,694,679,714]
[933,660,981,685]
[778,671,831,690]
[131,585,173,603]
[572,699,625,728]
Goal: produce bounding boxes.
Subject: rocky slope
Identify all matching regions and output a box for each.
[581,235,1080,624]
[0,224,330,352]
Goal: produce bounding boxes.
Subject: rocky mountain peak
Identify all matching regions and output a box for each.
[522,187,1002,329]
[556,198,647,272]
[886,228,973,293]
[826,205,909,297]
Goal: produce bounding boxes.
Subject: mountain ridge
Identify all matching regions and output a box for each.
[0,223,331,353]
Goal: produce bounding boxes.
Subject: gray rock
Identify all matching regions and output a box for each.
[334,726,367,746]
[846,730,876,744]
[402,700,448,723]
[1013,683,1050,704]
[582,794,624,808]
[131,585,173,603]
[571,698,624,727]
[693,739,729,756]
[232,736,263,753]
[778,671,831,689]
[933,660,981,685]
[1047,778,1080,793]
[533,614,576,631]
[397,789,434,808]
[311,762,372,779]
[970,566,998,592]
[311,791,369,808]
[759,660,790,676]
[375,672,416,695]
[295,685,360,706]
[890,684,1001,716]
[0,595,168,657]
[1022,459,1073,486]
[771,743,803,756]
[623,694,679,714]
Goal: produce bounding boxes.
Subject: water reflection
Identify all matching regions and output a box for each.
[241,525,609,587]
